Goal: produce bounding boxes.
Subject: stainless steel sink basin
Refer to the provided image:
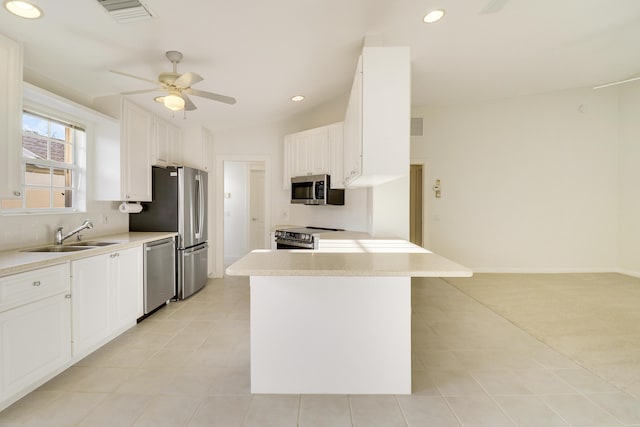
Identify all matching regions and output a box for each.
[23,246,94,252]
[72,241,119,246]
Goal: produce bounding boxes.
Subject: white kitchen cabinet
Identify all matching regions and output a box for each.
[0,33,23,200]
[282,122,344,189]
[182,126,213,171]
[167,121,183,166]
[326,122,344,189]
[0,263,71,409]
[71,254,110,357]
[92,97,153,201]
[110,246,143,331]
[71,246,143,358]
[152,116,182,167]
[121,99,153,201]
[343,47,411,188]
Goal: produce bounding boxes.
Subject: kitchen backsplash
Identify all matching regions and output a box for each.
[288,187,368,232]
[0,201,127,251]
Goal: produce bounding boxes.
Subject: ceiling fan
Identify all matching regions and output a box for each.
[111,50,236,111]
[479,0,509,14]
[593,74,640,90]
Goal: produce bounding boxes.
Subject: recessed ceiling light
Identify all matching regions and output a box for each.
[423,9,445,24]
[291,95,305,102]
[4,0,42,19]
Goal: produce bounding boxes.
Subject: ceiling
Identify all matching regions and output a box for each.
[1,0,640,131]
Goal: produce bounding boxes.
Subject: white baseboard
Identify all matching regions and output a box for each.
[461,267,640,279]
[614,268,640,279]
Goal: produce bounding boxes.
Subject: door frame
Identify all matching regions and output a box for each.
[247,163,266,251]
[215,154,272,277]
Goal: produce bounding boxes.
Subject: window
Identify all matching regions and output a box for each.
[0,110,86,212]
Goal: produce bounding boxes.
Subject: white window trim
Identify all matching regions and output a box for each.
[0,86,90,215]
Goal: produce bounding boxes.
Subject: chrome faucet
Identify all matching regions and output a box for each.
[55,219,94,245]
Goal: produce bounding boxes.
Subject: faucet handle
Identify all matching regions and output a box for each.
[54,226,64,245]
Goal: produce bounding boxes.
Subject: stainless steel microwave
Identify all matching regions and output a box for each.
[291,174,344,205]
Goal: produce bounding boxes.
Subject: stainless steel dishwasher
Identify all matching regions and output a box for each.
[143,237,176,315]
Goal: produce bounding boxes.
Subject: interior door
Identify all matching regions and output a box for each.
[249,166,266,250]
[410,164,423,246]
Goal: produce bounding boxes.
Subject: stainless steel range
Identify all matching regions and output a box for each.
[274,226,343,250]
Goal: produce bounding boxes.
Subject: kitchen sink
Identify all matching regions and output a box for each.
[23,246,94,252]
[72,241,119,246]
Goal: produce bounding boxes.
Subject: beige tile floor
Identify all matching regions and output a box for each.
[1,274,640,426]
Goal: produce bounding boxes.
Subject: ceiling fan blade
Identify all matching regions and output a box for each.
[185,88,237,105]
[182,93,197,111]
[174,72,204,89]
[120,88,162,95]
[110,69,159,86]
[479,0,508,14]
[593,75,640,90]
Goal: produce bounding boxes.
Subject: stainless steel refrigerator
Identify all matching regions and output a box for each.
[130,166,208,299]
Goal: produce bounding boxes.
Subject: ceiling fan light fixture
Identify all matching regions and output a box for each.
[154,96,165,103]
[164,93,185,111]
[423,9,445,23]
[4,0,42,19]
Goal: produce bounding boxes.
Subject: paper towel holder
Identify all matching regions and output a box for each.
[118,202,143,214]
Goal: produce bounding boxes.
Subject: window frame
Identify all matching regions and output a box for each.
[1,102,88,215]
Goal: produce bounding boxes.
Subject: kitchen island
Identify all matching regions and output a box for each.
[226,234,472,394]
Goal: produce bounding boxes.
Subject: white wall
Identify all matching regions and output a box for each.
[368,175,409,239]
[617,84,640,276]
[223,161,249,264]
[412,87,620,272]
[289,188,368,231]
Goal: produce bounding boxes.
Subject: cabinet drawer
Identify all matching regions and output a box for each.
[0,263,70,312]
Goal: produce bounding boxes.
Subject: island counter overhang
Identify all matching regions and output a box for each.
[226,240,472,395]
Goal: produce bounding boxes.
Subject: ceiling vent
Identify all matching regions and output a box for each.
[97,0,154,23]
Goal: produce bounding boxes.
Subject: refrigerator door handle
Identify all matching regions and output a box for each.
[195,174,205,240]
[184,244,209,257]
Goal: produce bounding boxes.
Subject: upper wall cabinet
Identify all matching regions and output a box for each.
[121,99,153,201]
[283,122,344,189]
[93,96,185,202]
[152,116,182,167]
[0,33,23,200]
[343,47,411,188]
[182,126,213,172]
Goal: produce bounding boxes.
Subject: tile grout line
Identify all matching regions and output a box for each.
[440,276,639,427]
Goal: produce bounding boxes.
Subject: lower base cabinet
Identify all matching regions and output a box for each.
[0,263,72,410]
[0,293,71,400]
[0,243,146,411]
[71,246,143,358]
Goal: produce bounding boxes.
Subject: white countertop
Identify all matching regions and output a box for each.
[226,233,472,277]
[0,232,177,277]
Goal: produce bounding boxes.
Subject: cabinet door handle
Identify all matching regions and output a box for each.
[32,281,41,287]
[110,253,119,258]
[65,294,71,299]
